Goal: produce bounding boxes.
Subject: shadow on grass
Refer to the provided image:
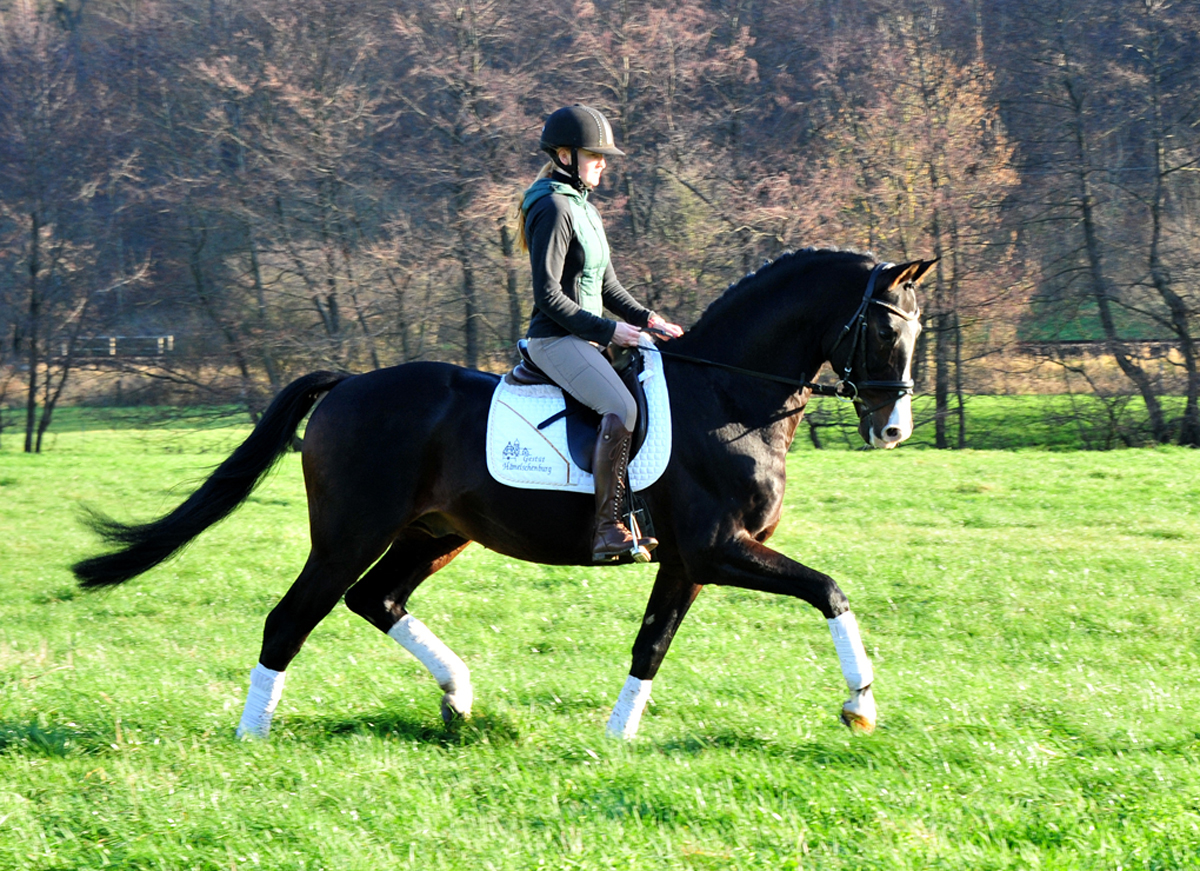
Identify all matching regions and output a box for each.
[283,705,522,747]
[650,720,1058,771]
[654,728,907,767]
[0,719,112,757]
[653,715,1200,774]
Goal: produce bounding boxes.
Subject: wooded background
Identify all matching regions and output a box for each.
[1,0,1198,450]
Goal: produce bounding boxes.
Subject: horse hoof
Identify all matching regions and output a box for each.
[441,688,473,725]
[235,724,270,741]
[840,686,876,735]
[840,708,875,734]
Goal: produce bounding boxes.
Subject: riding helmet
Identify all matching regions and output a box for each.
[539,105,626,157]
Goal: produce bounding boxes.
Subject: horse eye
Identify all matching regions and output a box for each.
[877,326,897,343]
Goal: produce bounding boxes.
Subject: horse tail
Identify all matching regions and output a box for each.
[72,370,352,589]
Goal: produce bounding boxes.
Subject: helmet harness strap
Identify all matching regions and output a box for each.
[551,147,586,192]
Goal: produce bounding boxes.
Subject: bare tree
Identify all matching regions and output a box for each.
[391,0,538,369]
[800,5,1023,446]
[0,1,143,450]
[1127,0,1200,445]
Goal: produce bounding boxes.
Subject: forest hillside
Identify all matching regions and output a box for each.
[2,0,1198,448]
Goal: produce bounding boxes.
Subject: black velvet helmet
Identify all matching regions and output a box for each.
[539,105,625,157]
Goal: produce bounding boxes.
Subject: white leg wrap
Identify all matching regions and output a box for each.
[605,675,652,739]
[828,611,874,691]
[236,663,285,740]
[388,614,473,719]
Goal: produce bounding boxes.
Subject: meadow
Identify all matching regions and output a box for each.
[1,411,1198,869]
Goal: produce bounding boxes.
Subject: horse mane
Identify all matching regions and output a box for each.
[691,246,875,332]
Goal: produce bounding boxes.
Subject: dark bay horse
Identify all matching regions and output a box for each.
[73,248,933,740]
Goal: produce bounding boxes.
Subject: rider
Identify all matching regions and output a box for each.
[519,104,683,561]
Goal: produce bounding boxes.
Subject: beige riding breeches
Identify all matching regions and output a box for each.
[525,334,637,431]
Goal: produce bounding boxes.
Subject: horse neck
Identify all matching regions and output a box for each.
[673,263,853,386]
[659,260,864,451]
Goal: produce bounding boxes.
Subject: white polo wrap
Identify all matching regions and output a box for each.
[236,663,286,740]
[828,611,874,691]
[388,614,470,693]
[606,675,653,739]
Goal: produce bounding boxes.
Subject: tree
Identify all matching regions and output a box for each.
[559,0,752,316]
[390,0,538,369]
[1125,0,1200,445]
[0,0,143,450]
[803,4,1022,446]
[991,0,1200,445]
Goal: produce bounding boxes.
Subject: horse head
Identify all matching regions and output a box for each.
[829,259,935,450]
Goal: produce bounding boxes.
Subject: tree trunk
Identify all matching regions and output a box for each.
[336,216,381,370]
[461,248,479,369]
[1064,72,1170,442]
[384,267,413,363]
[954,309,965,449]
[454,180,479,369]
[934,310,952,449]
[24,213,40,454]
[188,218,262,423]
[246,224,281,391]
[926,205,955,449]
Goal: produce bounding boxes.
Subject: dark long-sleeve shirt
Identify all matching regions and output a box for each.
[524,176,653,345]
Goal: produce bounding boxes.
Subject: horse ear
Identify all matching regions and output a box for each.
[888,258,938,288]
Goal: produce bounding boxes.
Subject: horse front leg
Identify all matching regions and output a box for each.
[607,565,703,739]
[700,535,876,734]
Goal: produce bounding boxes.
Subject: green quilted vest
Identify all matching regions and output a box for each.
[523,178,610,317]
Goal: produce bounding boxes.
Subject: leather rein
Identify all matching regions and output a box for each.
[646,263,920,406]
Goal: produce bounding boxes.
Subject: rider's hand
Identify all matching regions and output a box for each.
[611,322,643,347]
[647,314,684,339]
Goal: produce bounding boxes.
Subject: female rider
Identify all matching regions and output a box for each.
[519,105,683,562]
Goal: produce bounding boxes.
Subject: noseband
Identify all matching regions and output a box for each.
[828,262,920,408]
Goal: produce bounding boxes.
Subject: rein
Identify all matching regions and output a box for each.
[645,346,852,397]
[645,263,919,405]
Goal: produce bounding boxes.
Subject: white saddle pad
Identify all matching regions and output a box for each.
[486,337,672,494]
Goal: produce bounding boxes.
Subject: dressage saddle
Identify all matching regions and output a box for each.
[508,339,651,473]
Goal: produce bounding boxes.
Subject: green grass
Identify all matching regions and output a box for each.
[2,418,1199,869]
[799,394,1193,451]
[6,391,1189,453]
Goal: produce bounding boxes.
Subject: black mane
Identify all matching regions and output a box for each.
[687,247,874,335]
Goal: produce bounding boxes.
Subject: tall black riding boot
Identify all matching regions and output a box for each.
[592,413,658,561]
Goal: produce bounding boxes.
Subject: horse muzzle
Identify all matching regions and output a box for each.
[858,392,913,449]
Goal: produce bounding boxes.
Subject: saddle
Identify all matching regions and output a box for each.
[508,339,650,473]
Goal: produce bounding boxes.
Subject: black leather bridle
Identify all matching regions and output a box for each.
[826,262,921,406]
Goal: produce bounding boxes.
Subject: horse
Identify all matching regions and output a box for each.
[72,248,932,741]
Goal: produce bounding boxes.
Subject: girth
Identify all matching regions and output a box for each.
[509,339,650,472]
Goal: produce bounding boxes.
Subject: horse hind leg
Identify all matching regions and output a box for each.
[343,532,473,725]
[237,545,383,740]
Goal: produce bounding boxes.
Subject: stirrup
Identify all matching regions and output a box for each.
[628,512,653,563]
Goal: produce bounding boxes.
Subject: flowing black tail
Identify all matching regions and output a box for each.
[72,371,352,589]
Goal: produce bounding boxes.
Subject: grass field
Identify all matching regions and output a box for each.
[8,390,1191,453]
[1,415,1199,869]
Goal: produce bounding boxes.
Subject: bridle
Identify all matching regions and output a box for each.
[646,262,921,412]
[826,262,921,407]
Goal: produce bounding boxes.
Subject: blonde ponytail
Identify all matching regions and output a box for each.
[516,161,557,252]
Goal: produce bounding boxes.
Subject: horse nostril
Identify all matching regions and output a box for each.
[884,426,902,440]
